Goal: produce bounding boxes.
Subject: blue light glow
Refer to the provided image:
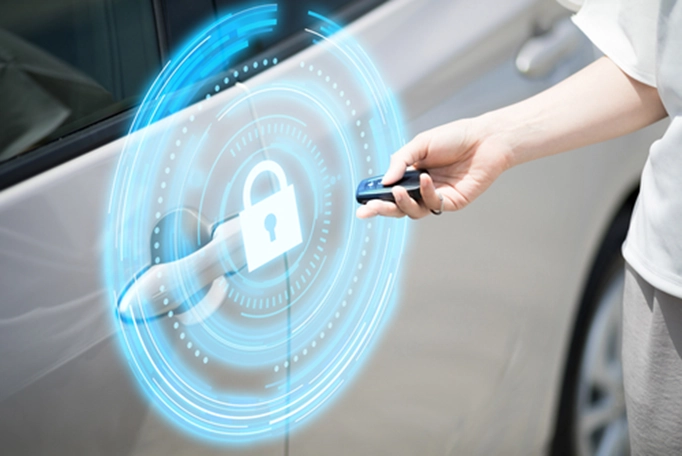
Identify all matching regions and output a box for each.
[104,3,407,446]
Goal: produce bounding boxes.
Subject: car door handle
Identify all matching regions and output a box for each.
[117,213,245,324]
[515,17,582,78]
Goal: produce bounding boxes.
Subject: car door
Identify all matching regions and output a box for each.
[0,0,391,454]
[0,1,287,455]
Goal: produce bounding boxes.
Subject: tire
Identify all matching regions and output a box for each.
[551,193,636,456]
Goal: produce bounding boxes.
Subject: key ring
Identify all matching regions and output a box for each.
[431,191,444,215]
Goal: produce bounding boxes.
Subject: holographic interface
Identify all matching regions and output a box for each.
[104,3,407,444]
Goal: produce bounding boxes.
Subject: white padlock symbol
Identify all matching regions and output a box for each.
[239,160,303,272]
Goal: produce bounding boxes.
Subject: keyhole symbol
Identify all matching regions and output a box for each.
[265,213,277,242]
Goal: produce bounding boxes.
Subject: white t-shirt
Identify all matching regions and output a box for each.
[568,0,682,298]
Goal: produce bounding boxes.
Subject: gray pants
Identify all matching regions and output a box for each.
[623,263,682,454]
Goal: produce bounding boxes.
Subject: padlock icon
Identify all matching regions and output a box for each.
[239,160,303,272]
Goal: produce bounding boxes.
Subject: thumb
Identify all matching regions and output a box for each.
[382,133,429,185]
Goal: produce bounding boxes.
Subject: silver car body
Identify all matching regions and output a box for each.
[0,0,666,454]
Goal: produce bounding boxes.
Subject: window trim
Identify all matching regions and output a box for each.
[0,0,387,191]
[151,0,170,64]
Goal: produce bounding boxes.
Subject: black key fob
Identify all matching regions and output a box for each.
[356,169,428,204]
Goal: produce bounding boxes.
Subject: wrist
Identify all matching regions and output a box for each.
[469,110,519,171]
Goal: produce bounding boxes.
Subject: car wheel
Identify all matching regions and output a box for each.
[573,255,628,456]
[552,194,636,456]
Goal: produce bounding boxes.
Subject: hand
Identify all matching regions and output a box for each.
[356,118,513,219]
[356,57,667,220]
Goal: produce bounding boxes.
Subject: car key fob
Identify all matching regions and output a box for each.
[356,169,428,204]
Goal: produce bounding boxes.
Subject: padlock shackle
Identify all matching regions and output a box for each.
[242,160,288,208]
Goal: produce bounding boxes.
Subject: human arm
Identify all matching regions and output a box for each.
[356,56,667,219]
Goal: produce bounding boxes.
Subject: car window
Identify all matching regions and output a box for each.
[0,0,384,190]
[161,1,377,76]
[214,0,362,59]
[0,0,160,164]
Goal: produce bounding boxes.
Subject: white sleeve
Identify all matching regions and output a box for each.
[571,0,659,87]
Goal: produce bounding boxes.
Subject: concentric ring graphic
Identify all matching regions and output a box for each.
[104,4,408,444]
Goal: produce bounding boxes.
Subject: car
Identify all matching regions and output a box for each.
[0,0,668,454]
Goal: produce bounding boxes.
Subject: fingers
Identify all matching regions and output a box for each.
[382,134,429,185]
[355,172,444,220]
[356,199,406,219]
[392,186,430,219]
[355,187,430,220]
[419,173,444,213]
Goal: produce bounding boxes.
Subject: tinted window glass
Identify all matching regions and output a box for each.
[161,0,216,57]
[156,1,379,114]
[0,0,160,163]
[214,0,357,59]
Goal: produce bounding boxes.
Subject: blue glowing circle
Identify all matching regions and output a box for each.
[104,4,407,445]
